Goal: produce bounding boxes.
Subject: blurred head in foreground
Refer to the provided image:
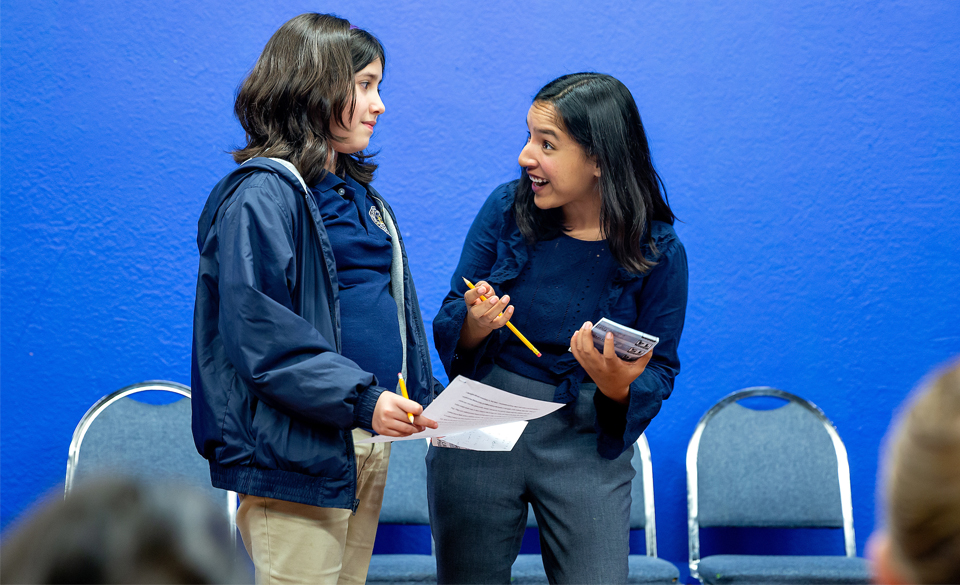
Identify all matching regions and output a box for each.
[0,476,248,584]
[869,359,960,584]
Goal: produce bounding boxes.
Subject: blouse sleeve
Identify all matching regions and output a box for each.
[432,187,507,381]
[594,233,689,459]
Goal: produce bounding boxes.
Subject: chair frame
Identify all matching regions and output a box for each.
[635,432,660,557]
[685,387,856,579]
[64,380,237,543]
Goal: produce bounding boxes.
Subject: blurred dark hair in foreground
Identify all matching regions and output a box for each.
[1,476,249,584]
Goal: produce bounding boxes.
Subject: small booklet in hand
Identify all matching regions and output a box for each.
[590,318,659,362]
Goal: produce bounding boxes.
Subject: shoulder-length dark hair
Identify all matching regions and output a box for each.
[231,13,385,186]
[514,73,676,274]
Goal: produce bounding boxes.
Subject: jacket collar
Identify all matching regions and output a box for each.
[197,157,308,248]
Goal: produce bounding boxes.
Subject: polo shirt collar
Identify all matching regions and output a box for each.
[314,169,347,194]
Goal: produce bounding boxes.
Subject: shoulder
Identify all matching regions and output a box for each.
[646,221,685,258]
[637,221,687,284]
[489,179,520,210]
[225,170,301,217]
[474,180,520,225]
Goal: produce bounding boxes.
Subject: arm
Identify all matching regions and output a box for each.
[433,188,508,380]
[217,183,387,431]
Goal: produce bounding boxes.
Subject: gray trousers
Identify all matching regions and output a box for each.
[426,366,635,584]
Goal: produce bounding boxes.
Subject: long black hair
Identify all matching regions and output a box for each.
[514,73,676,274]
[231,13,385,186]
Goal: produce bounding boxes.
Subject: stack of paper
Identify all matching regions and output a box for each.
[357,376,563,451]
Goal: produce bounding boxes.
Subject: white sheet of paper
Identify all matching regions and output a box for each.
[436,420,528,451]
[357,375,563,445]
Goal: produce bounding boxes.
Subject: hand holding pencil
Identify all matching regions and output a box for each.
[371,380,437,437]
[461,277,541,357]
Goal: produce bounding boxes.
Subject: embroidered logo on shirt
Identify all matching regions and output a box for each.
[369,206,389,234]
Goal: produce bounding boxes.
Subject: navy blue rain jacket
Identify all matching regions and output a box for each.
[191,158,437,509]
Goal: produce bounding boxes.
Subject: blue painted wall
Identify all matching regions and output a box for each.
[3,0,959,580]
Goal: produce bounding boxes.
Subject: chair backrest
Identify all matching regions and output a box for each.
[380,438,430,524]
[524,434,659,556]
[686,388,855,571]
[65,381,236,534]
[630,432,658,557]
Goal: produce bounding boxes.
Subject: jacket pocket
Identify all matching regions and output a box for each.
[251,401,351,479]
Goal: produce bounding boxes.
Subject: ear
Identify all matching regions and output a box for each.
[593,158,601,178]
[867,531,910,585]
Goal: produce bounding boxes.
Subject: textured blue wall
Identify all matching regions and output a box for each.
[3,0,959,580]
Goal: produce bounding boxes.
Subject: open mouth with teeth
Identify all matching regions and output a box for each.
[529,176,549,190]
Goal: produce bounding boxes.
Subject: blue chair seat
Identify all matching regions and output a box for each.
[510,555,549,584]
[629,555,681,583]
[510,553,679,584]
[366,553,438,584]
[697,554,869,584]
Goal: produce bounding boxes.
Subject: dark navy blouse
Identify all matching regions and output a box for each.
[311,171,402,391]
[433,180,688,459]
[495,235,619,385]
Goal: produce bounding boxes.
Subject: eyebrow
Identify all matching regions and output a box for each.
[531,127,559,138]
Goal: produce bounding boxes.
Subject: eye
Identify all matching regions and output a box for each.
[542,141,554,150]
[526,132,532,143]
[359,81,370,90]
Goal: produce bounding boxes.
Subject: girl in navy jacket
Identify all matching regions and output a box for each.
[192,13,437,584]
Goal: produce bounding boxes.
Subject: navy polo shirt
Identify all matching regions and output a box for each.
[310,171,402,390]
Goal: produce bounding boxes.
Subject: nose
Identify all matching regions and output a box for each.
[371,92,385,116]
[517,140,536,169]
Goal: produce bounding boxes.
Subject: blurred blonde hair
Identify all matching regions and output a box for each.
[883,359,960,584]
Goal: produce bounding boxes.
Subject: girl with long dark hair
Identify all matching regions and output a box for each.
[428,73,688,583]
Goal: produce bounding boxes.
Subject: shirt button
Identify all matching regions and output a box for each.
[337,188,345,196]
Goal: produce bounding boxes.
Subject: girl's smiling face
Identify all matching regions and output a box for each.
[332,58,385,155]
[517,101,600,214]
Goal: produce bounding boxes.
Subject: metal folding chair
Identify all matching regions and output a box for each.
[687,387,869,584]
[65,380,236,544]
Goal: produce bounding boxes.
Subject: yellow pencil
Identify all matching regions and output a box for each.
[462,277,542,358]
[397,373,415,424]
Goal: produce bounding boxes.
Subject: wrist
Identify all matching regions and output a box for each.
[597,383,630,405]
[458,318,490,351]
[357,386,387,429]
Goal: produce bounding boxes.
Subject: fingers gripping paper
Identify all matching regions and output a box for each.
[357,376,563,451]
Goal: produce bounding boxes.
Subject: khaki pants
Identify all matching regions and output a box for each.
[237,429,391,584]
